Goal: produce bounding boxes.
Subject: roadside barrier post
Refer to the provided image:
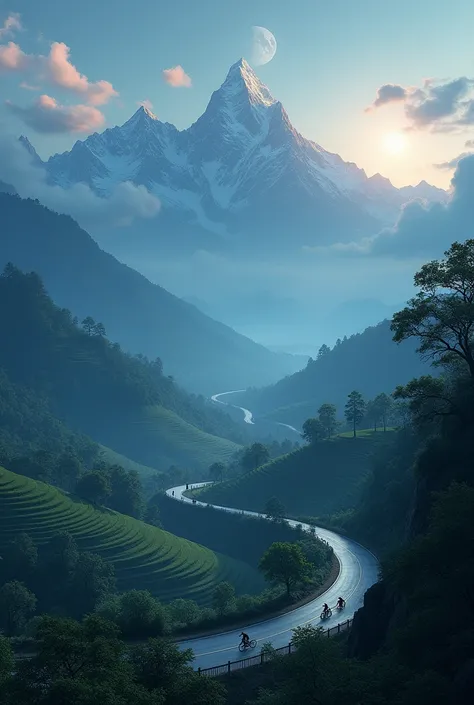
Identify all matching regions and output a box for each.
[288,642,292,654]
[228,661,231,674]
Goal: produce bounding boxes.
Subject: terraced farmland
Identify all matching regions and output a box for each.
[0,467,264,604]
[94,405,241,472]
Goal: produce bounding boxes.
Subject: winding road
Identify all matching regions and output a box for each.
[211,390,300,435]
[166,483,379,671]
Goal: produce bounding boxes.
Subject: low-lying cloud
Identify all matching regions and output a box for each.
[0,134,160,228]
[310,154,474,260]
[162,65,192,88]
[6,94,105,133]
[433,152,473,171]
[367,76,474,132]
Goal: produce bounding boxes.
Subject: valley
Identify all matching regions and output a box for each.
[1,6,474,703]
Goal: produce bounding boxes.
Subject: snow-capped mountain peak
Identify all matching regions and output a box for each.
[29,58,448,251]
[223,58,276,107]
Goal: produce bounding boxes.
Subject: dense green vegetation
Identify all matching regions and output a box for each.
[0,192,301,393]
[195,434,391,517]
[245,318,429,427]
[0,263,244,472]
[0,615,226,705]
[0,466,264,606]
[221,239,474,705]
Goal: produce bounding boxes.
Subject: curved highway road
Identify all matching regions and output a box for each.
[166,484,379,670]
[211,390,300,435]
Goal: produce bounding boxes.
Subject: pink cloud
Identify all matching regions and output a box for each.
[0,13,22,39]
[5,94,105,133]
[162,65,192,88]
[0,39,118,105]
[46,42,118,105]
[0,41,28,71]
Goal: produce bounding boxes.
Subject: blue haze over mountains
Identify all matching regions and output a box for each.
[15,59,447,353]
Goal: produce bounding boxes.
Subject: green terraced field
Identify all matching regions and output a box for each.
[95,405,241,472]
[196,434,393,518]
[0,467,264,605]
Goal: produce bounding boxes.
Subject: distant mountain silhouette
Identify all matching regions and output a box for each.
[0,193,302,392]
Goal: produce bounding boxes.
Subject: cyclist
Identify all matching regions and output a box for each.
[322,603,330,616]
[337,596,346,609]
[240,631,250,648]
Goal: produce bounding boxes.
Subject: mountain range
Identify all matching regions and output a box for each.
[0,192,302,393]
[21,59,448,256]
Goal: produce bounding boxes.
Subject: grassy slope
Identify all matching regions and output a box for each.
[196,432,393,517]
[98,445,161,478]
[0,467,264,605]
[96,405,241,472]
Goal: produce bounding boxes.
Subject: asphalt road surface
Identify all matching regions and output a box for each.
[211,390,300,435]
[166,483,379,670]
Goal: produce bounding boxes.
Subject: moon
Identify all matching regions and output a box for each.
[251,26,277,66]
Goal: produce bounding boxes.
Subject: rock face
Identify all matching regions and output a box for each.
[24,59,447,253]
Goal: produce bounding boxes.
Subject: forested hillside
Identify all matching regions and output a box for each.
[244,320,429,427]
[0,264,242,471]
[0,193,301,392]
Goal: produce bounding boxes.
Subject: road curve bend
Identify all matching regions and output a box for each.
[166,484,379,670]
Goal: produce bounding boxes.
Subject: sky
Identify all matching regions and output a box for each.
[1,0,474,188]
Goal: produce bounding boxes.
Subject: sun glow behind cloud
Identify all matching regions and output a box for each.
[382,132,407,155]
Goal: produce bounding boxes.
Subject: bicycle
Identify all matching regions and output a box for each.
[239,638,257,652]
[320,607,332,619]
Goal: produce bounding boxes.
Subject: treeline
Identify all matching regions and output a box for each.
[300,390,406,445]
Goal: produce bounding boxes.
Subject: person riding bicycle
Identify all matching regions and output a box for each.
[240,632,250,647]
[337,596,346,609]
[322,603,330,616]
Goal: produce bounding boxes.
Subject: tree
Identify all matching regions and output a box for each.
[302,418,325,444]
[393,376,457,425]
[115,590,165,638]
[264,496,286,522]
[0,580,37,635]
[318,403,337,438]
[365,399,380,432]
[81,316,96,335]
[344,390,366,438]
[0,532,37,584]
[209,461,226,483]
[212,581,236,616]
[69,552,116,617]
[108,465,143,518]
[130,637,226,704]
[317,344,331,359]
[75,471,111,505]
[0,635,13,687]
[241,443,270,472]
[374,392,393,432]
[167,598,201,627]
[391,239,474,377]
[259,543,310,597]
[54,451,83,490]
[92,321,106,337]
